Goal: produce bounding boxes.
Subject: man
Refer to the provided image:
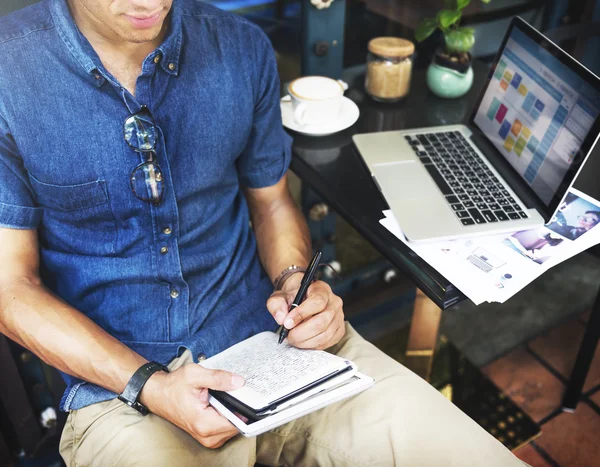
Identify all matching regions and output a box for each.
[0,1,527,465]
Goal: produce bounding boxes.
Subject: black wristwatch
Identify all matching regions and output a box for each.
[118,361,169,415]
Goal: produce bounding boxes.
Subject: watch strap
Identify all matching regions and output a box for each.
[118,361,168,415]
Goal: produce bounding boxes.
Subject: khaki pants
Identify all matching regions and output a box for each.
[60,323,525,466]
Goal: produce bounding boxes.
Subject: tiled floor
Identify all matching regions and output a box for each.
[482,312,600,467]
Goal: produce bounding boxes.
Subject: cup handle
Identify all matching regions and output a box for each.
[294,102,307,126]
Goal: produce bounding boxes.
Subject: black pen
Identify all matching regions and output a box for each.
[278,250,323,345]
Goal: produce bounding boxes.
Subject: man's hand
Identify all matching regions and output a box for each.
[266,273,345,349]
[141,363,245,449]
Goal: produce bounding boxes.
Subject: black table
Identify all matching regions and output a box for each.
[289,62,489,379]
[290,61,490,309]
[289,61,600,409]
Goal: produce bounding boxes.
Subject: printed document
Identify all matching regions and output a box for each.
[380,188,600,304]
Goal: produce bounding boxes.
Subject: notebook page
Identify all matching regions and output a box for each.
[201,331,350,409]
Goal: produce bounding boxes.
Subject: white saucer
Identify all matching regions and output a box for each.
[280,96,360,136]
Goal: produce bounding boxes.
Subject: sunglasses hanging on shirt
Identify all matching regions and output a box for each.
[123,105,164,205]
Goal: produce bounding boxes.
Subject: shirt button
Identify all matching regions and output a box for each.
[163,227,172,235]
[160,246,169,255]
[154,54,162,64]
[197,353,207,362]
[170,288,179,299]
[168,63,176,71]
[94,74,101,80]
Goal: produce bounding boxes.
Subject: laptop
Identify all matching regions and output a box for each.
[353,17,600,243]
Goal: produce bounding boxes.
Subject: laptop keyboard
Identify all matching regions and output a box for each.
[405,131,528,226]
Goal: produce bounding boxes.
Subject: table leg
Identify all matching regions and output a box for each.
[405,288,443,381]
[562,284,600,412]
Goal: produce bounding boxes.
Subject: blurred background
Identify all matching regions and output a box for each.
[197,0,600,81]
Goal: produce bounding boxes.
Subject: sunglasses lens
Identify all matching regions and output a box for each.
[124,109,157,151]
[130,161,164,204]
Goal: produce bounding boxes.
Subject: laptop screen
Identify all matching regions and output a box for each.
[472,21,600,210]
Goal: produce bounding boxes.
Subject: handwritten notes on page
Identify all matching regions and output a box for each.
[200,331,350,409]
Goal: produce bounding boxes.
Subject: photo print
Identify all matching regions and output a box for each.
[504,191,600,264]
[504,227,565,264]
[546,192,600,241]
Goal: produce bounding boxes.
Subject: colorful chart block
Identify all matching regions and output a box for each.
[495,103,508,123]
[522,93,536,112]
[504,136,515,152]
[487,98,501,120]
[527,135,540,153]
[503,71,513,82]
[514,137,527,156]
[510,73,522,89]
[494,60,507,80]
[511,120,523,136]
[500,80,509,91]
[518,84,528,96]
[521,126,532,139]
[534,99,545,112]
[499,120,511,139]
[530,108,541,121]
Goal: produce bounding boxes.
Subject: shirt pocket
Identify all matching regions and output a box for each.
[29,175,118,256]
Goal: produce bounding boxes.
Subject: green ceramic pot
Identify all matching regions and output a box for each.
[426,51,474,99]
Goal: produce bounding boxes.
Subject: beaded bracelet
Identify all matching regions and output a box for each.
[273,265,306,290]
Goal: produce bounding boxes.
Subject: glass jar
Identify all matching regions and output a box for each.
[365,37,415,102]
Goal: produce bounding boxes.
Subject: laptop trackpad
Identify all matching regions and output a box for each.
[372,161,440,202]
[372,161,458,241]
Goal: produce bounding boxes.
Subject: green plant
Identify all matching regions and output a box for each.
[415,0,491,56]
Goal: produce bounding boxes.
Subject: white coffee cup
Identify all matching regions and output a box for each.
[288,76,347,126]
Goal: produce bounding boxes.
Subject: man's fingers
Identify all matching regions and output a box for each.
[192,407,240,448]
[204,368,245,391]
[284,285,330,329]
[287,308,336,343]
[185,365,245,391]
[199,430,238,449]
[286,289,345,349]
[266,291,291,325]
[193,406,236,436]
[292,316,345,350]
[234,412,249,423]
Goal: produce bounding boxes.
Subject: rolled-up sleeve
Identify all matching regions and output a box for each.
[0,115,41,229]
[236,28,293,189]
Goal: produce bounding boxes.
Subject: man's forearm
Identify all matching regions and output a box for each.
[246,177,312,284]
[0,277,147,398]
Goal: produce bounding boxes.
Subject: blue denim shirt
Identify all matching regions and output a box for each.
[0,0,292,410]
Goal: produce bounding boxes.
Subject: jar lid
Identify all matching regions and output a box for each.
[368,37,415,58]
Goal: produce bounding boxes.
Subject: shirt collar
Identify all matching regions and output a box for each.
[50,0,183,84]
[155,2,183,76]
